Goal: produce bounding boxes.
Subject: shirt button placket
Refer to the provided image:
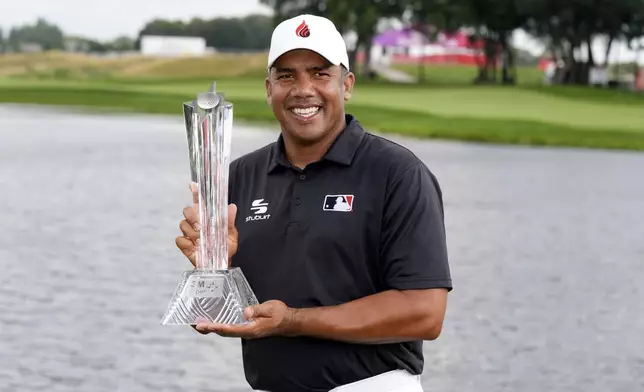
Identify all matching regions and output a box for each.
[291,172,306,223]
[292,171,306,222]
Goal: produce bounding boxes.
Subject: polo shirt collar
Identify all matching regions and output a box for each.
[267,114,365,172]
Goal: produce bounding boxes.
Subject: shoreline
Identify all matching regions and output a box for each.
[4,102,644,158]
[1,85,643,153]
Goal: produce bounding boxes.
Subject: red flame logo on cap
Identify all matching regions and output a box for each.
[296,20,310,38]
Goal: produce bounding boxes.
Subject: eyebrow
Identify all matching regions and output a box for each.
[274,67,296,73]
[274,64,333,74]
[311,64,332,73]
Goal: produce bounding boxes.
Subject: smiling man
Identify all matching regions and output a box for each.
[176,14,453,392]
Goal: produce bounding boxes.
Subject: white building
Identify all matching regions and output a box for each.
[140,35,207,57]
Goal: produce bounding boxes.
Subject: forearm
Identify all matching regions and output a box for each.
[285,289,446,344]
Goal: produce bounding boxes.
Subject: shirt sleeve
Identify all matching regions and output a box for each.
[379,163,453,291]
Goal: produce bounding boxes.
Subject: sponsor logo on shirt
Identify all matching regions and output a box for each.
[246,199,270,222]
[323,195,354,212]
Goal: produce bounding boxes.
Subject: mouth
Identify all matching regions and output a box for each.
[289,106,321,121]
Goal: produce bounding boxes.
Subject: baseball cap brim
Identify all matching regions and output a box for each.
[267,44,347,70]
[266,14,350,71]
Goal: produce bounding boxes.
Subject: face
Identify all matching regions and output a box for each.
[266,49,355,145]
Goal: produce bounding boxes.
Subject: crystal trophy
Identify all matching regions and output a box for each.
[161,81,259,326]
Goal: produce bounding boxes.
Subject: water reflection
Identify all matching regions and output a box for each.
[0,104,642,392]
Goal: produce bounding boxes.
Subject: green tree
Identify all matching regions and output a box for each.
[110,36,135,52]
[466,0,529,84]
[259,0,327,24]
[7,18,64,51]
[522,0,644,85]
[241,14,274,50]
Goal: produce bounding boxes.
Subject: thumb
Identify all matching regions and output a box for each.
[228,204,237,230]
[244,303,271,320]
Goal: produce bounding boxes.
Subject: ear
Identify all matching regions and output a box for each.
[265,76,272,105]
[343,71,355,102]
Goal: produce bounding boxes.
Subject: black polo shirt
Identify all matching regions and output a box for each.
[228,114,452,392]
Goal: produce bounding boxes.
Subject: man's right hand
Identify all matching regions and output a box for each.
[176,182,239,267]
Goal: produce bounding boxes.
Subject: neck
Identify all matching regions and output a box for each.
[283,116,346,169]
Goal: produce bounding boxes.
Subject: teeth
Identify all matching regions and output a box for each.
[291,107,319,117]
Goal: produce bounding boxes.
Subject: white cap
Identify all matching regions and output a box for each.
[267,14,350,71]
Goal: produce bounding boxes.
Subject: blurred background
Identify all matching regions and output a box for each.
[0,1,643,391]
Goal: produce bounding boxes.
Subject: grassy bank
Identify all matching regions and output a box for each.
[390,63,545,85]
[1,52,644,151]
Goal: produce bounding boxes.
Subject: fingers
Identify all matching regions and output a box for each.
[227,204,239,267]
[244,304,269,320]
[195,321,257,338]
[183,206,200,231]
[191,325,210,335]
[190,182,199,205]
[178,183,200,268]
[195,322,227,335]
[228,204,237,230]
[184,184,238,268]
[175,235,197,255]
[179,219,199,241]
[175,236,197,267]
[244,301,281,320]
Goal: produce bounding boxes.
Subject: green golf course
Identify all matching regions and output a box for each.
[1,52,643,151]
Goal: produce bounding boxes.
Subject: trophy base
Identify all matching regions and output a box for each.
[161,267,259,326]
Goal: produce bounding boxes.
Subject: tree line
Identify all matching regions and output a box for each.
[3,1,643,86]
[0,19,66,52]
[135,14,273,52]
[0,15,274,54]
[260,0,644,85]
[0,18,136,53]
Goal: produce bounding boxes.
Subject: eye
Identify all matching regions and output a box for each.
[314,71,330,77]
[277,74,293,80]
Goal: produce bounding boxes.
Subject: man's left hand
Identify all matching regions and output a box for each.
[194,300,296,339]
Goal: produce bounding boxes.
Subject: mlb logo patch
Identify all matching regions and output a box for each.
[323,195,354,212]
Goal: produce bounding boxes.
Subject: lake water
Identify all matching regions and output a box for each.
[1,104,643,392]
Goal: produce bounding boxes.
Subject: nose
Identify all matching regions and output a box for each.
[292,73,315,98]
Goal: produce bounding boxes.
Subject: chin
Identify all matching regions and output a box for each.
[291,127,327,145]
[279,114,326,141]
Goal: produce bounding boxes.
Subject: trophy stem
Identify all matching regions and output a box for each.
[196,111,213,270]
[189,88,232,272]
[217,102,233,270]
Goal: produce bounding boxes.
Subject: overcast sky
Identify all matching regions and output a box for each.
[1,0,641,63]
[0,0,273,40]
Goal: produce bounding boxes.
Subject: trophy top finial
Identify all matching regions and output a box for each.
[197,92,220,110]
[208,81,217,93]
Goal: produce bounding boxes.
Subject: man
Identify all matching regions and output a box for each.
[176,14,452,392]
